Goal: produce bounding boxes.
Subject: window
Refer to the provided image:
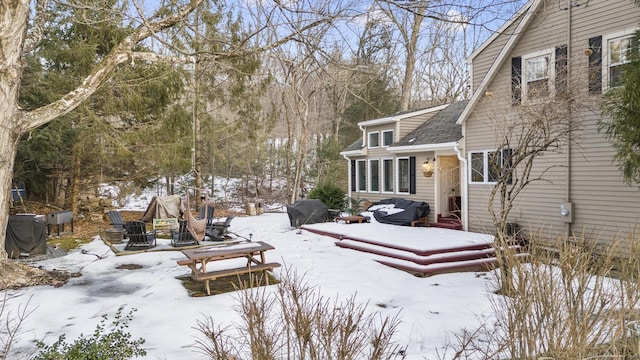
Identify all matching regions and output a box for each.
[607,34,633,88]
[513,47,564,102]
[525,54,550,98]
[469,149,513,184]
[369,159,380,192]
[368,132,380,148]
[382,158,394,192]
[382,130,394,147]
[398,158,410,193]
[357,160,366,191]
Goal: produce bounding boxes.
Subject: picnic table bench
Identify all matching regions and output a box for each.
[177,241,280,295]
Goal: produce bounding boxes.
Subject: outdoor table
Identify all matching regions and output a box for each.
[335,215,368,224]
[177,241,280,295]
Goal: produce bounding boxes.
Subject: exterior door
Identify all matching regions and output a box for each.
[437,155,461,218]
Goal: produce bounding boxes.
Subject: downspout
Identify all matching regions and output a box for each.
[342,153,352,198]
[454,142,469,231]
[565,0,573,238]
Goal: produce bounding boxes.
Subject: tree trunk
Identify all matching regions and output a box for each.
[0,0,204,259]
[70,150,82,216]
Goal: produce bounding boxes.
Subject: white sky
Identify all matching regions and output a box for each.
[4,208,501,359]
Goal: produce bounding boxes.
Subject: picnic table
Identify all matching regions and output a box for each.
[177,241,281,295]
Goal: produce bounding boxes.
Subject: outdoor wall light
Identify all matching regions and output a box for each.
[422,158,435,177]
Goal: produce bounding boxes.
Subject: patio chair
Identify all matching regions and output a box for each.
[124,221,157,250]
[205,215,235,241]
[170,220,199,247]
[198,204,215,220]
[107,210,125,229]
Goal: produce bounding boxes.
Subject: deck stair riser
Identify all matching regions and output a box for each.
[335,239,523,266]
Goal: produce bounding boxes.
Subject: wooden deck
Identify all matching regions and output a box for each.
[301,223,527,277]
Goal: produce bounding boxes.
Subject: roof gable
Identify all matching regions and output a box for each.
[458,0,543,125]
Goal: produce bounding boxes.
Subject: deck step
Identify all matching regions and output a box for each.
[335,239,518,266]
[376,253,530,277]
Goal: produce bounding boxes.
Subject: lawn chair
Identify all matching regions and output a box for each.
[107,210,125,229]
[170,220,199,247]
[124,221,157,250]
[198,204,215,220]
[206,215,235,241]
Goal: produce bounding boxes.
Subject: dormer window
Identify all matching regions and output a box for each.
[368,132,380,148]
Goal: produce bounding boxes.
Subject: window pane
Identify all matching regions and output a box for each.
[526,56,549,81]
[471,152,485,182]
[526,55,549,98]
[383,131,394,146]
[368,133,379,147]
[609,37,632,65]
[398,158,409,193]
[527,79,549,97]
[610,64,624,87]
[370,160,379,192]
[358,161,366,191]
[488,151,499,182]
[383,159,393,192]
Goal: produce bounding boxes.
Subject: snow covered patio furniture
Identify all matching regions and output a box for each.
[370,198,430,226]
[286,199,329,227]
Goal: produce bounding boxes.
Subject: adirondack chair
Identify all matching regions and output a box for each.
[107,210,125,229]
[124,221,156,250]
[170,220,199,247]
[206,215,235,241]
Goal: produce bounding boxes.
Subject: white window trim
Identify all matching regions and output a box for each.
[396,157,410,194]
[382,130,394,147]
[381,157,394,193]
[368,131,380,149]
[356,159,367,192]
[603,29,636,91]
[522,47,555,102]
[368,159,380,193]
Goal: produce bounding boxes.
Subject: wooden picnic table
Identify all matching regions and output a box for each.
[177,241,280,295]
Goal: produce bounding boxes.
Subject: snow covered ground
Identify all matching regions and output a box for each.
[4,202,501,359]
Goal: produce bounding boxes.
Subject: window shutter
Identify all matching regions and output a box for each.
[555,45,568,96]
[511,57,522,103]
[350,160,356,191]
[588,36,602,94]
[409,156,416,194]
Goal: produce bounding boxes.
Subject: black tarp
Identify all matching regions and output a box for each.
[371,198,430,226]
[5,215,47,259]
[287,199,329,227]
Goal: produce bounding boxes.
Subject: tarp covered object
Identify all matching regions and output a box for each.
[287,199,328,227]
[372,198,430,226]
[5,215,47,259]
[141,195,184,222]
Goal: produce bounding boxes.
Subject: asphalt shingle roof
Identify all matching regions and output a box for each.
[392,100,467,147]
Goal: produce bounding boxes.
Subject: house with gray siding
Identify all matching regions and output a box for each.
[460,0,640,253]
[341,102,467,228]
[343,0,640,254]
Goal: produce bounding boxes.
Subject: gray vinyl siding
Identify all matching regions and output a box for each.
[470,14,523,91]
[398,112,438,139]
[465,0,640,255]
